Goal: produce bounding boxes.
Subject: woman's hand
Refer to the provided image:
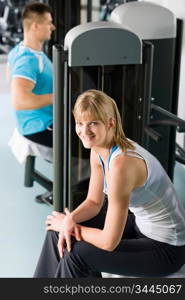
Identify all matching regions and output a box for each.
[57,208,81,257]
[45,211,65,232]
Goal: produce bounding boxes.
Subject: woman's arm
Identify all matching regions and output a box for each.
[46,149,104,232]
[79,155,147,251]
[70,149,105,223]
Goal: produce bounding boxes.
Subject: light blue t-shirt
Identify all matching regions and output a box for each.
[8,42,53,135]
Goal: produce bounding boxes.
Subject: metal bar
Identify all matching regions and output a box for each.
[175,153,185,165]
[24,155,35,187]
[68,69,72,211]
[53,44,65,212]
[172,19,183,116]
[65,0,71,34]
[87,0,92,22]
[141,41,154,148]
[63,59,69,210]
[176,142,185,157]
[144,126,161,142]
[24,155,53,190]
[151,103,185,132]
[169,19,183,178]
[31,171,53,191]
[176,142,185,165]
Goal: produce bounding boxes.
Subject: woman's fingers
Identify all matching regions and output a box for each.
[45,211,66,232]
[64,207,70,216]
[52,211,58,216]
[45,218,52,225]
[56,209,81,256]
[45,218,53,230]
[74,225,81,241]
[52,211,65,218]
[46,225,53,231]
[58,233,65,257]
[65,232,71,252]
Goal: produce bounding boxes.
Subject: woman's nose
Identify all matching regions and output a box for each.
[83,125,91,135]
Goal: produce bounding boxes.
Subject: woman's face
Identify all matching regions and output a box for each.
[75,116,110,149]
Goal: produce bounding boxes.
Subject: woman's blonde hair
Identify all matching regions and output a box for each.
[73,89,135,151]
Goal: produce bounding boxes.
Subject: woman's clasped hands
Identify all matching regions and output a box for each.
[45,208,82,257]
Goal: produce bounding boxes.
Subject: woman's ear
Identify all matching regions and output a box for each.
[108,118,116,129]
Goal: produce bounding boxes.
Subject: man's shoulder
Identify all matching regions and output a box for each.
[8,43,38,65]
[8,50,39,75]
[8,44,19,62]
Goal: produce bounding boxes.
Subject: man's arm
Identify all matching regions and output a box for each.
[11,77,53,110]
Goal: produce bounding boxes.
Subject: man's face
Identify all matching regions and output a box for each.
[36,12,55,42]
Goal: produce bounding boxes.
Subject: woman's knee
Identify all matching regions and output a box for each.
[72,240,94,256]
[45,230,58,244]
[69,240,102,267]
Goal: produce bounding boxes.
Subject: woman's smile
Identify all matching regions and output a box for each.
[75,120,106,148]
[80,133,97,147]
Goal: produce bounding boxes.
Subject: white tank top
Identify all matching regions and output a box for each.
[99,142,185,246]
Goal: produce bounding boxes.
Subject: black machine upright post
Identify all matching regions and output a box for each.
[141,42,154,148]
[53,44,68,212]
[46,0,80,59]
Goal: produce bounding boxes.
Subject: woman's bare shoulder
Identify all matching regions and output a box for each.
[110,154,147,189]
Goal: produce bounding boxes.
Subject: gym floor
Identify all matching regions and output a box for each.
[0,54,185,277]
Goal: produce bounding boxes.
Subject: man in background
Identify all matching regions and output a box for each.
[7,1,55,205]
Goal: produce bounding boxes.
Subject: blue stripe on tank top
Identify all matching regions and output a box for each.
[99,145,118,192]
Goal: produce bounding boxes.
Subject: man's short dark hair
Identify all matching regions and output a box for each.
[22,1,52,20]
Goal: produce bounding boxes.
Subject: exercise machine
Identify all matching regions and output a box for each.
[110,0,184,179]
[52,1,185,211]
[53,20,144,211]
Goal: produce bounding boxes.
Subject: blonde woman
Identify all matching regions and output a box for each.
[34,89,185,278]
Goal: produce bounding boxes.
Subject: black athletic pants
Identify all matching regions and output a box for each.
[34,201,185,278]
[23,125,53,148]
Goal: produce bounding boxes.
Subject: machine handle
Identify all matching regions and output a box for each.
[144,126,162,142]
[151,103,185,132]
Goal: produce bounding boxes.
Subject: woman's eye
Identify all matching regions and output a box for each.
[90,122,97,126]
